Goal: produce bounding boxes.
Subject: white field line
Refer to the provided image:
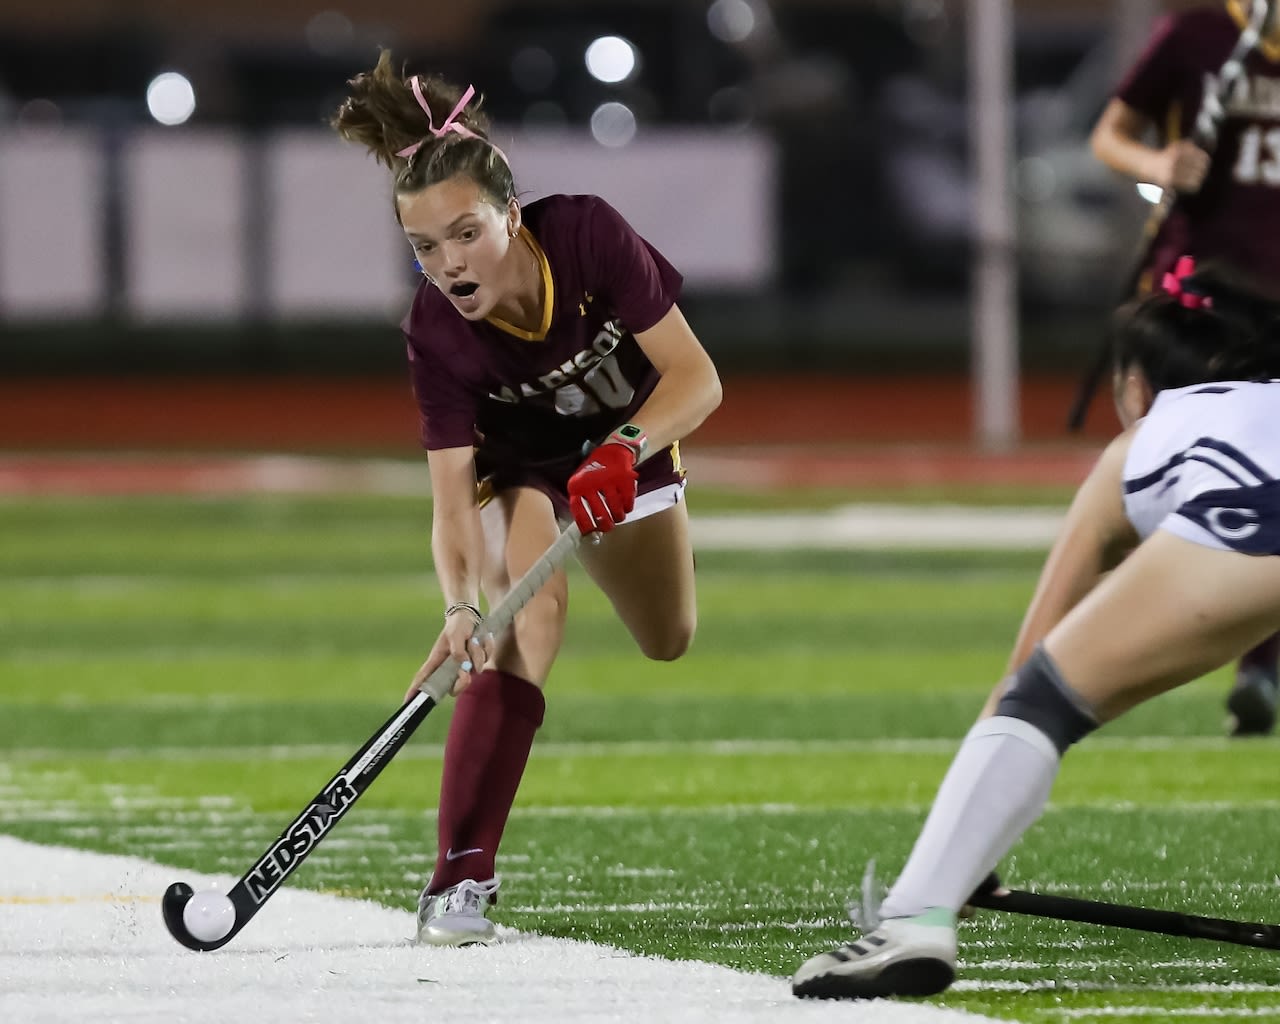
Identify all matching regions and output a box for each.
[0,836,1008,1024]
[0,451,1064,549]
[3,735,1262,763]
[1058,1010,1280,1018]
[11,799,1280,824]
[969,958,1231,971]
[0,454,435,498]
[954,981,1280,994]
[690,506,1061,550]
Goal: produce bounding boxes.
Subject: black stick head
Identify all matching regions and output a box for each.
[162,881,204,951]
[162,880,238,952]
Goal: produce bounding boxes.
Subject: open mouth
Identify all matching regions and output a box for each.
[450,282,479,298]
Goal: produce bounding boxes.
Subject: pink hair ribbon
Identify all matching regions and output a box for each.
[1161,255,1213,310]
[395,80,507,163]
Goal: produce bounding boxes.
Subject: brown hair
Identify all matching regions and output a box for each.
[331,50,515,214]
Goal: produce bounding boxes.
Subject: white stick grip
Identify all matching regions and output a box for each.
[417,523,583,702]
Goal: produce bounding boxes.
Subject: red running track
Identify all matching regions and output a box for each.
[0,373,1111,493]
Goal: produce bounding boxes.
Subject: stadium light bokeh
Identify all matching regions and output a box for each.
[590,101,637,146]
[146,72,196,126]
[584,36,639,85]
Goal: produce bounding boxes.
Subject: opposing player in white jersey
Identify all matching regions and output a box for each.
[1089,0,1280,734]
[793,258,1280,1000]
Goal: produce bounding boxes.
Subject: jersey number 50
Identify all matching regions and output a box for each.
[553,353,637,417]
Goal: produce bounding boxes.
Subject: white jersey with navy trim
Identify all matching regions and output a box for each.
[1123,380,1280,553]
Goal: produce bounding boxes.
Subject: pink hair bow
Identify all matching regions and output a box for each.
[396,80,507,163]
[1161,255,1213,310]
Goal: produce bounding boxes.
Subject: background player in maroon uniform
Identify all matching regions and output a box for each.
[333,52,722,945]
[1090,0,1280,734]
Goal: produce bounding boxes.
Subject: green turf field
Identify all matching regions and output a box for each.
[4,494,1280,1023]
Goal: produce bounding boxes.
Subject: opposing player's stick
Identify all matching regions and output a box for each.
[968,873,1280,950]
[161,522,584,951]
[1065,0,1277,431]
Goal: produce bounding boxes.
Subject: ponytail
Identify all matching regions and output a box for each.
[332,50,515,212]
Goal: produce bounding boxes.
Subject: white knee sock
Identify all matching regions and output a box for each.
[878,716,1060,920]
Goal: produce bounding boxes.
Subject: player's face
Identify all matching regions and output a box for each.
[398,175,519,320]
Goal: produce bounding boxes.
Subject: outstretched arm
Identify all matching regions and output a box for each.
[979,432,1140,717]
[406,445,487,699]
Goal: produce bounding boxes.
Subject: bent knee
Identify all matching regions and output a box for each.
[995,645,1099,754]
[638,620,696,662]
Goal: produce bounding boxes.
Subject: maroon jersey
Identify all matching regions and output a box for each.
[1116,6,1280,285]
[402,194,682,464]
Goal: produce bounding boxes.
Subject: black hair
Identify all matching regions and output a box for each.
[1110,262,1280,392]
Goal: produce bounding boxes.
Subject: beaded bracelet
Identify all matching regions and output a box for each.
[444,601,483,625]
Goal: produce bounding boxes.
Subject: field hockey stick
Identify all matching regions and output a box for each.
[161,522,584,951]
[1065,0,1276,431]
[968,872,1280,950]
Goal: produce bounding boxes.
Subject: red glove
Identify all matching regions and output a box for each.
[567,443,638,535]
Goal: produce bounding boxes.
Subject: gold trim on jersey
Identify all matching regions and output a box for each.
[1226,0,1280,63]
[484,226,555,342]
[670,440,686,480]
[1166,98,1183,142]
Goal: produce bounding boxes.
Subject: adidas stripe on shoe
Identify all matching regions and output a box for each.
[792,909,957,1000]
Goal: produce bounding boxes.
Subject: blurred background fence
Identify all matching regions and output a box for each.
[0,0,1183,448]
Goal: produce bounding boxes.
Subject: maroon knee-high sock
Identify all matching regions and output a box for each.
[428,669,545,893]
[1239,632,1280,681]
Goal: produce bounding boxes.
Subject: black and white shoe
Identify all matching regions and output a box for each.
[792,910,957,1000]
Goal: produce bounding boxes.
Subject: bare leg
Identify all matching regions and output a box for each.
[1046,533,1280,721]
[426,487,564,898]
[795,535,1280,998]
[478,486,568,685]
[886,532,1280,918]
[576,499,697,661]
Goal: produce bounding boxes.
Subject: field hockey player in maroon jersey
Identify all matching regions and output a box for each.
[333,52,722,946]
